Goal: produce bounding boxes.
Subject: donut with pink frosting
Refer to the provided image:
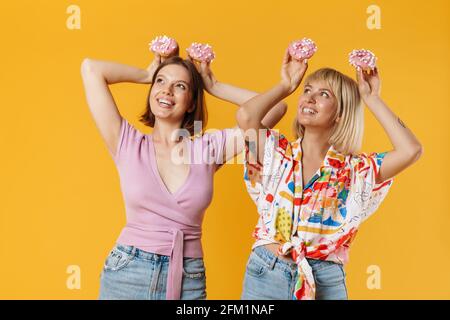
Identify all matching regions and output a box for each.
[149,35,179,57]
[348,49,377,70]
[288,38,317,60]
[186,42,215,63]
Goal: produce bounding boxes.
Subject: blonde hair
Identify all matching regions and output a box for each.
[293,68,364,155]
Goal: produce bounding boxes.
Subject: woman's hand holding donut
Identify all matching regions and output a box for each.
[280,49,308,95]
[356,67,381,103]
[189,58,218,95]
[146,36,179,84]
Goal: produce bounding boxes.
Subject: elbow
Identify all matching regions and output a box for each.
[412,143,424,162]
[277,101,288,117]
[236,106,253,131]
[405,143,424,164]
[262,101,288,129]
[81,58,91,73]
[81,58,97,76]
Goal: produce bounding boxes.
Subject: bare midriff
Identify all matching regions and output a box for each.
[263,243,295,263]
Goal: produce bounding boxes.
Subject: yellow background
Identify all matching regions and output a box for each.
[0,0,449,299]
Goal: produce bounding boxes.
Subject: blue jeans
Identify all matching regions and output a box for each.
[99,244,206,300]
[241,245,348,300]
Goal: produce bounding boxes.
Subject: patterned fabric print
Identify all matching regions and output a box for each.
[243,129,393,300]
[274,208,292,243]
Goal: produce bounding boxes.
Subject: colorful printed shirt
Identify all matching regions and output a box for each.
[243,129,393,300]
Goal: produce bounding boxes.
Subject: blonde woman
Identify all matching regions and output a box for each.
[237,50,423,300]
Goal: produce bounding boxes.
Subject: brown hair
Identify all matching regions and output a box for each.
[293,68,364,155]
[140,56,208,136]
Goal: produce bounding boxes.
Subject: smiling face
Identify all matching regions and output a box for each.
[292,68,364,155]
[149,64,194,123]
[140,56,207,136]
[296,79,339,130]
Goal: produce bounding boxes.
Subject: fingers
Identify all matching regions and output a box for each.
[154,53,162,64]
[299,57,309,72]
[290,56,307,69]
[359,67,379,80]
[356,67,364,83]
[187,56,202,72]
[186,55,197,66]
[200,61,208,74]
[373,67,379,78]
[282,48,291,65]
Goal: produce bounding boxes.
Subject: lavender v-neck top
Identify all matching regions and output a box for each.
[108,117,228,299]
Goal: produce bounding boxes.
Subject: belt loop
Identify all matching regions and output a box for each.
[130,246,137,257]
[269,255,277,270]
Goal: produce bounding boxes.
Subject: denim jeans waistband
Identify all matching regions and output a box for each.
[114,243,171,262]
[252,245,298,272]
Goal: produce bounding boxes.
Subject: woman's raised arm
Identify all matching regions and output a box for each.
[192,58,291,163]
[80,54,167,156]
[236,50,308,163]
[356,67,423,183]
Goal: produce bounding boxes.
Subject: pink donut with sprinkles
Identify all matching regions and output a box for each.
[349,49,377,70]
[186,42,215,63]
[149,35,179,57]
[288,38,317,60]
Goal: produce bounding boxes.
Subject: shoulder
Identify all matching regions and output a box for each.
[265,129,291,152]
[191,129,228,147]
[349,152,387,172]
[120,118,146,139]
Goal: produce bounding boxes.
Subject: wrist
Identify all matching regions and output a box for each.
[363,94,382,107]
[208,80,221,96]
[277,81,292,97]
[142,69,153,84]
